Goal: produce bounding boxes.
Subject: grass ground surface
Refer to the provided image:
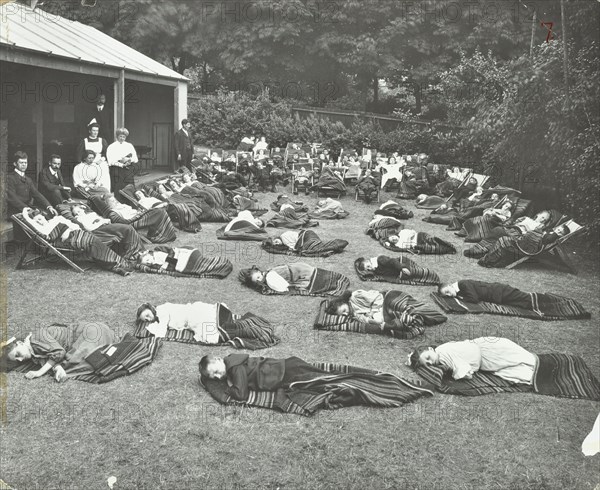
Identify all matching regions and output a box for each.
[2,188,599,490]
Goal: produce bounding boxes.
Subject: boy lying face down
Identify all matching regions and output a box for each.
[199,354,331,401]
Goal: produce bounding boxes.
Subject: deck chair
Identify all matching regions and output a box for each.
[290,159,316,195]
[343,163,363,184]
[119,185,146,210]
[445,171,489,202]
[284,143,307,165]
[376,162,404,189]
[11,213,89,273]
[506,219,584,274]
[354,179,381,202]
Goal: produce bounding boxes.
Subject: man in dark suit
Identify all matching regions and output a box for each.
[6,151,58,241]
[87,93,112,141]
[38,154,72,206]
[174,119,194,170]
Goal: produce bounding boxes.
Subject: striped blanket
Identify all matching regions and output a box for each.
[8,334,162,384]
[415,353,599,400]
[314,291,447,339]
[247,267,350,297]
[367,219,455,255]
[134,305,279,350]
[216,221,269,241]
[133,247,233,279]
[200,363,435,416]
[474,231,556,268]
[139,184,202,231]
[262,230,348,257]
[89,195,177,244]
[459,202,551,243]
[354,256,440,286]
[382,233,457,255]
[431,291,591,320]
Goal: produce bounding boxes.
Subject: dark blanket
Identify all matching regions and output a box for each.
[354,256,440,286]
[270,197,308,213]
[397,167,430,199]
[431,291,591,320]
[8,333,162,384]
[234,195,268,216]
[374,204,414,220]
[415,195,446,209]
[247,268,350,297]
[200,362,435,416]
[312,166,347,193]
[133,246,233,279]
[134,305,280,350]
[314,291,447,339]
[307,208,349,220]
[415,353,599,400]
[262,230,348,257]
[265,208,319,229]
[216,221,269,241]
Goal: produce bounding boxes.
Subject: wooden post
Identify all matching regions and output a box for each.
[33,103,43,181]
[115,70,125,131]
[529,8,537,57]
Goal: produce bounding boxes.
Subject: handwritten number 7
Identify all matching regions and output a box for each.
[541,21,554,42]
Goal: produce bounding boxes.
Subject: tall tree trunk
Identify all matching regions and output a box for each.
[373,77,379,108]
[413,82,422,115]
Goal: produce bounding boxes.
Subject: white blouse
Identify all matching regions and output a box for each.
[145,302,220,343]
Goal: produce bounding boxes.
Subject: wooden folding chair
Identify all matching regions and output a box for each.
[506,219,584,274]
[445,171,489,202]
[11,214,89,273]
[376,162,404,189]
[290,159,316,194]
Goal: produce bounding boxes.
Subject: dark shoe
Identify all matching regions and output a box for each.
[112,265,131,276]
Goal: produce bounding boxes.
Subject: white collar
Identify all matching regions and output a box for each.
[14,169,25,177]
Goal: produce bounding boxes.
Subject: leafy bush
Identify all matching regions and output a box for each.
[188,90,466,164]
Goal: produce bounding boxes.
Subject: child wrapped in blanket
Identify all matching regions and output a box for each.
[408,337,536,384]
[137,248,196,273]
[239,263,315,293]
[199,354,332,401]
[356,256,413,280]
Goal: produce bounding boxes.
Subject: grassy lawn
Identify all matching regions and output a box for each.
[2,189,599,490]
